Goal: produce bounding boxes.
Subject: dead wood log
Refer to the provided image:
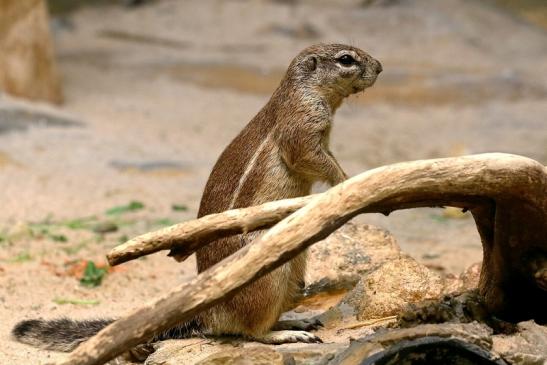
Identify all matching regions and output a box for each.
[57,153,547,365]
[107,195,316,266]
[334,322,499,365]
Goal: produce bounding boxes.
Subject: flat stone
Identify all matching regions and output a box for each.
[276,343,347,365]
[146,339,346,365]
[145,339,230,365]
[197,346,287,365]
[492,321,547,365]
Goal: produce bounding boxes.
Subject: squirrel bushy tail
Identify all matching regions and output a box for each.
[12,317,203,352]
[12,318,114,351]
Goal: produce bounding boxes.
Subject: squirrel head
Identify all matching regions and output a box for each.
[286,43,382,107]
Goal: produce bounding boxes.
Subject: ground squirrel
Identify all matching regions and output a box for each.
[12,43,382,351]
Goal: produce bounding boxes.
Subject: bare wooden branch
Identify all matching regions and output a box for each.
[107,195,316,266]
[57,153,547,365]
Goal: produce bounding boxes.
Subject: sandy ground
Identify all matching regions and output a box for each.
[1,0,546,363]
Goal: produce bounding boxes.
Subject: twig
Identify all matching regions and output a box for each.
[107,195,316,266]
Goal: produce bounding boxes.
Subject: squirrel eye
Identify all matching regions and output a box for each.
[337,54,355,66]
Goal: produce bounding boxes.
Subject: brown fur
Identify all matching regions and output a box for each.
[174,43,382,340]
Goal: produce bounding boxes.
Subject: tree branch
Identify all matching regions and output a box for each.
[107,195,316,266]
[56,153,547,365]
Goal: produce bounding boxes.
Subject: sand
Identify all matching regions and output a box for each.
[1,0,546,363]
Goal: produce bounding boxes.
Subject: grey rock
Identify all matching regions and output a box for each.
[276,343,346,365]
[492,321,547,365]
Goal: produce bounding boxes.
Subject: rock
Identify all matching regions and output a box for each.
[304,222,463,327]
[443,262,482,294]
[276,343,346,365]
[458,262,481,290]
[492,321,547,365]
[330,254,446,321]
[397,290,495,329]
[357,254,445,319]
[197,346,288,365]
[0,0,63,103]
[145,339,228,365]
[145,339,346,365]
[305,223,400,295]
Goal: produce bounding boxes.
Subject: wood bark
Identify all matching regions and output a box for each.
[336,322,496,365]
[107,195,316,266]
[56,153,547,365]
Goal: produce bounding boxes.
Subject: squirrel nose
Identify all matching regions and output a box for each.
[374,60,383,74]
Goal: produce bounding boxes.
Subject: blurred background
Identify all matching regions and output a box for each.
[0,1,546,363]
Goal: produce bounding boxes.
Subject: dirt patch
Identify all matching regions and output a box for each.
[1,0,546,363]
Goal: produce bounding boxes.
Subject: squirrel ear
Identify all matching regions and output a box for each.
[305,56,317,72]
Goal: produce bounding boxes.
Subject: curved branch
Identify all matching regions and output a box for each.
[107,195,316,266]
[57,153,547,365]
